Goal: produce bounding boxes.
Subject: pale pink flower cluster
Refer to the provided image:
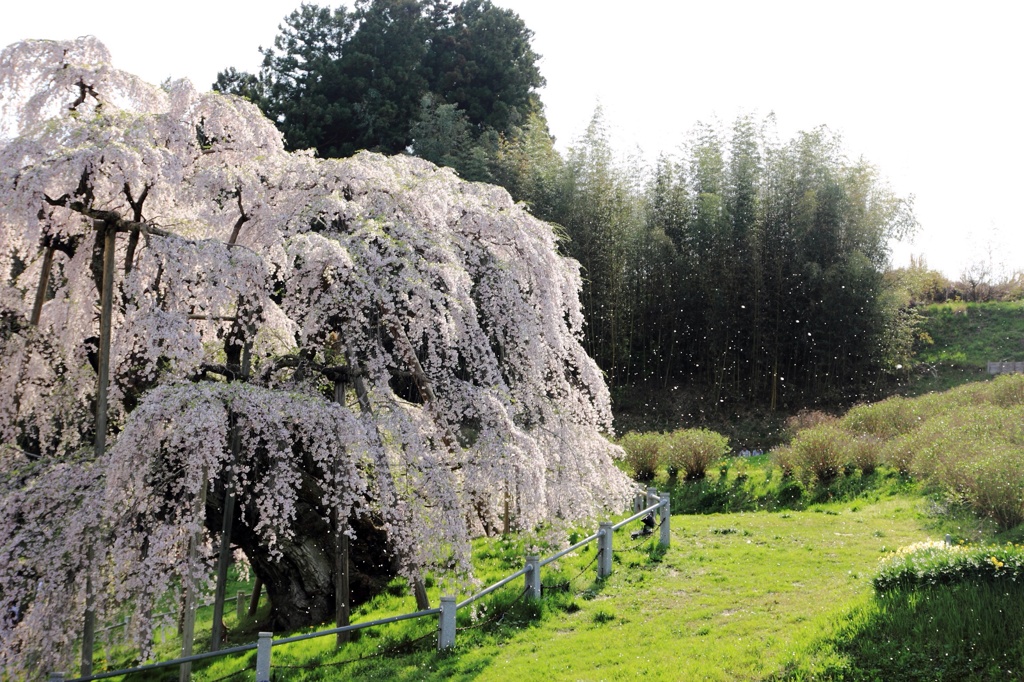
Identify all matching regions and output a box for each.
[0,37,634,675]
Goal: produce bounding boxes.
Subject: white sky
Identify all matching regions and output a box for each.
[2,0,1021,278]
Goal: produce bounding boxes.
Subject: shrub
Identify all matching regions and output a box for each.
[772,445,797,479]
[842,396,919,440]
[848,435,882,475]
[880,433,917,476]
[963,451,1024,530]
[788,424,848,485]
[618,432,661,481]
[985,372,1024,408]
[664,428,729,481]
[784,409,835,435]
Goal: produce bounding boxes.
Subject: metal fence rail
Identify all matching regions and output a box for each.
[51,489,671,682]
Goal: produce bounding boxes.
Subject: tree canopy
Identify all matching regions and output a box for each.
[0,37,629,675]
[215,0,544,161]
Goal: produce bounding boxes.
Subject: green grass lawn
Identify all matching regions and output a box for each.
[167,480,1016,682]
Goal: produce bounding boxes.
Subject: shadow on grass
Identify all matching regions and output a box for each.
[784,581,1024,681]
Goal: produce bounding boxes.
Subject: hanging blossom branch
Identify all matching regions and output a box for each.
[0,36,636,675]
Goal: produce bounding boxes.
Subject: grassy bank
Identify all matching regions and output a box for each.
[898,300,1024,396]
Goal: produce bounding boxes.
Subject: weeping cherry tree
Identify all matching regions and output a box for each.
[0,37,633,675]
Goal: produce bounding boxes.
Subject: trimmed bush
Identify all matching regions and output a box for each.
[842,396,919,440]
[788,424,848,485]
[772,445,797,479]
[784,409,835,435]
[848,435,882,475]
[618,431,661,481]
[664,428,729,481]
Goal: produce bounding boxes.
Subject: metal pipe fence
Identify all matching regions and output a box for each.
[52,490,670,682]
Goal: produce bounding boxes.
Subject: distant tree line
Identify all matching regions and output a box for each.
[888,255,1024,305]
[219,1,923,410]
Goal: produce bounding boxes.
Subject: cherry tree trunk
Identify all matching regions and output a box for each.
[205,482,394,631]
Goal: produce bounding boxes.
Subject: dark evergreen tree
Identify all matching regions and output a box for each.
[214,0,544,163]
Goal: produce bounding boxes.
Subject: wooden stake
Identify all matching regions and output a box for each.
[247,578,262,618]
[209,424,238,651]
[211,344,249,651]
[333,508,351,647]
[81,223,115,678]
[180,467,209,682]
[332,380,351,646]
[30,245,54,326]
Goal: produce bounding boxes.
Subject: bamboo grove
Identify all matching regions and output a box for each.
[496,111,919,409]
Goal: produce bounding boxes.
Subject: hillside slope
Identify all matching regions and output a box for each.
[902,301,1024,395]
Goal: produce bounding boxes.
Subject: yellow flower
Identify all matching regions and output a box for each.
[990,556,1004,569]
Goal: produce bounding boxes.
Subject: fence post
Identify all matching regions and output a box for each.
[633,493,644,513]
[646,487,658,507]
[660,493,671,548]
[598,522,613,579]
[525,555,541,600]
[236,591,245,620]
[438,595,456,652]
[255,631,273,682]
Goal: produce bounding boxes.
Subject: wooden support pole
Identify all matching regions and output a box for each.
[81,223,116,678]
[502,488,511,536]
[179,467,209,682]
[30,245,54,326]
[334,521,350,647]
[209,444,237,651]
[332,377,351,647]
[79,546,96,678]
[247,578,262,618]
[211,343,249,651]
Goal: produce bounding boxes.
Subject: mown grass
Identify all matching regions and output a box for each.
[84,462,1024,681]
[790,533,1024,681]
